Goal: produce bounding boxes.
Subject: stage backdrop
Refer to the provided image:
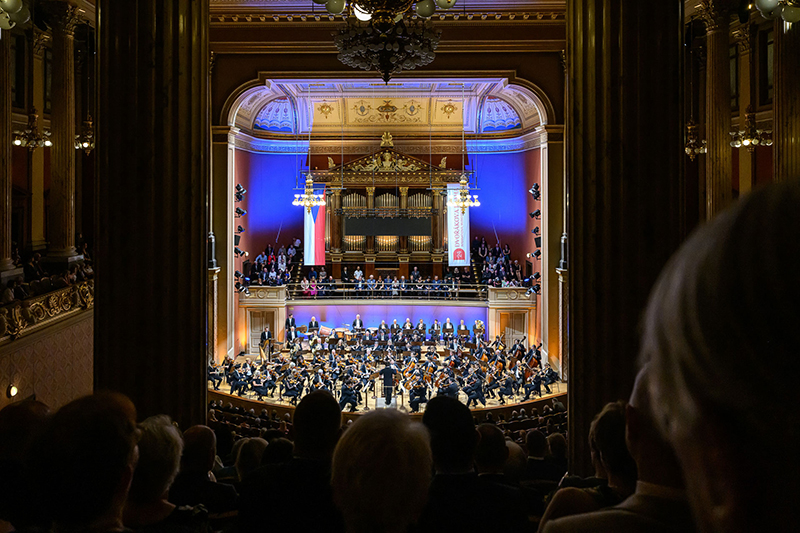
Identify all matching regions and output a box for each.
[286,303,487,333]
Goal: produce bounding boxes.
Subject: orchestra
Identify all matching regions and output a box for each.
[209,315,559,413]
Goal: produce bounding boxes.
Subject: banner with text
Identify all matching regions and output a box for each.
[447,184,471,267]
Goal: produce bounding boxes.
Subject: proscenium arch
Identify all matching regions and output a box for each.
[220,71,559,133]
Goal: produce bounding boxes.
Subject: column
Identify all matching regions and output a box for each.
[95,0,210,428]
[773,20,800,182]
[431,189,443,253]
[46,2,83,262]
[28,30,49,251]
[700,0,733,218]
[398,187,409,254]
[365,187,375,255]
[540,126,565,370]
[567,0,684,476]
[330,189,343,253]
[0,30,21,281]
[734,25,754,195]
[211,125,233,360]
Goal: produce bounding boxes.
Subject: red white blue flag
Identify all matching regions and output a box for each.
[304,186,326,266]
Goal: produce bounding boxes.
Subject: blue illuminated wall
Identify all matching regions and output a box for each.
[468,149,541,257]
[236,150,306,257]
[287,303,487,335]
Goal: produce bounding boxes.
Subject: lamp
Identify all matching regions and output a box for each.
[730,105,773,152]
[685,119,707,161]
[755,0,800,23]
[292,176,326,213]
[74,115,95,155]
[0,0,30,34]
[234,247,249,258]
[447,175,480,214]
[6,383,18,398]
[12,111,51,151]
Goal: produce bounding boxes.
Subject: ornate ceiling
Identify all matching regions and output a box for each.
[233,77,542,137]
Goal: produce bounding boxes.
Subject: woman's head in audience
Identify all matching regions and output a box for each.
[587,402,637,492]
[235,437,268,480]
[127,415,182,505]
[641,182,800,533]
[332,410,431,533]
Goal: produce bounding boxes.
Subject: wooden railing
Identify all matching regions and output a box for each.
[0,280,95,343]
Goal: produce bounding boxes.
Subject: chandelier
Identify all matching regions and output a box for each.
[447,175,480,214]
[0,0,30,33]
[74,115,95,155]
[754,0,800,23]
[684,119,707,161]
[729,106,773,152]
[321,0,455,82]
[12,111,51,151]
[292,176,326,213]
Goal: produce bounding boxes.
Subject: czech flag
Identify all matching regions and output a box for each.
[304,186,326,266]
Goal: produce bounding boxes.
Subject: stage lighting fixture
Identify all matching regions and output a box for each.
[532,226,540,235]
[235,192,244,202]
[529,183,541,200]
[236,184,247,195]
[235,207,247,217]
[235,270,243,279]
[529,210,541,219]
[237,225,245,233]
[533,272,541,281]
[532,284,541,294]
[533,250,541,259]
[526,287,535,296]
[234,247,249,258]
[6,384,18,398]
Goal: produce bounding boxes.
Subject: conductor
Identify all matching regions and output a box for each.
[378,360,398,407]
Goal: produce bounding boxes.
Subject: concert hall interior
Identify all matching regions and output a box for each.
[1,0,799,532]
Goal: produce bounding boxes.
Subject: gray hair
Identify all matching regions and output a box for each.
[128,415,183,503]
[640,182,800,445]
[332,409,431,533]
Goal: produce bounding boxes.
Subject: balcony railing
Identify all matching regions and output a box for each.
[0,280,95,342]
[280,280,489,302]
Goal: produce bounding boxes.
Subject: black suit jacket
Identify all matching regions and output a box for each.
[352,319,363,329]
[260,331,272,343]
[285,317,296,329]
[308,320,319,330]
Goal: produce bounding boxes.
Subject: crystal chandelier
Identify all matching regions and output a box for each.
[0,0,31,34]
[754,0,800,23]
[684,119,707,161]
[730,106,773,153]
[74,115,95,155]
[12,111,51,151]
[293,176,326,213]
[447,175,480,214]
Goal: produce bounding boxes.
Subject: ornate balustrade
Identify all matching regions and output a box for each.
[0,280,94,343]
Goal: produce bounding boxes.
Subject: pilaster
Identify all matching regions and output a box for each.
[773,21,800,182]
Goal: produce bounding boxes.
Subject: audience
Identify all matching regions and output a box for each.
[332,410,431,533]
[124,415,210,532]
[524,429,563,483]
[416,396,528,532]
[236,390,345,533]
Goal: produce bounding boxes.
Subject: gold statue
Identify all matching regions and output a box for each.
[381,132,394,147]
[328,156,335,169]
[439,157,447,169]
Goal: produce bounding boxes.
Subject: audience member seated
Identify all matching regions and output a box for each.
[641,182,800,533]
[537,402,637,532]
[1,280,15,304]
[523,429,564,483]
[235,437,268,484]
[0,400,51,533]
[236,391,345,533]
[169,425,238,514]
[332,410,431,533]
[31,393,138,533]
[416,396,529,533]
[543,368,695,533]
[475,423,523,490]
[260,437,293,466]
[124,415,210,532]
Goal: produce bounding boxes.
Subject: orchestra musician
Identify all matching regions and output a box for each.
[207,362,222,391]
[497,372,514,405]
[442,318,455,339]
[457,319,469,335]
[430,319,442,342]
[308,316,320,332]
[260,325,273,357]
[285,313,296,331]
[416,319,426,340]
[352,314,364,331]
[403,318,413,330]
[409,378,428,413]
[339,377,359,412]
[378,320,389,331]
[286,326,300,343]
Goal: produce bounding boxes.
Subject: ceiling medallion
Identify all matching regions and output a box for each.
[318,102,335,118]
[325,1,457,83]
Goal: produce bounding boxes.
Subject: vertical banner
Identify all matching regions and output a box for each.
[447,183,471,266]
[304,186,326,266]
